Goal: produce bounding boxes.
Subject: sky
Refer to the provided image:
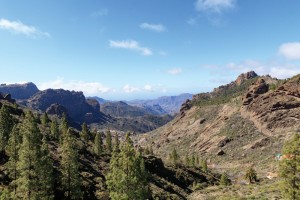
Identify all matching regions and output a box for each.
[0,0,300,100]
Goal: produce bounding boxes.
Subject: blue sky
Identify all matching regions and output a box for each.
[0,0,300,100]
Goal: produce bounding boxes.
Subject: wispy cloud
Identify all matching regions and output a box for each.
[143,84,153,92]
[91,8,108,17]
[123,84,140,93]
[38,78,112,96]
[278,42,300,60]
[109,40,153,56]
[167,68,182,75]
[195,0,236,13]
[0,18,50,38]
[140,23,166,32]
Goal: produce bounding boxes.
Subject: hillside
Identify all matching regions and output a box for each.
[138,72,300,199]
[0,98,220,200]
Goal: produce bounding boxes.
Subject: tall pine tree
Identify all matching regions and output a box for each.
[105,129,112,153]
[80,122,89,142]
[5,125,21,198]
[113,132,120,153]
[106,132,150,200]
[0,105,14,154]
[60,128,82,199]
[279,133,300,200]
[50,119,59,140]
[16,111,54,199]
[94,131,103,156]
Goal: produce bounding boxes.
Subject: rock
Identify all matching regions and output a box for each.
[242,78,269,105]
[217,150,225,156]
[86,98,100,111]
[0,82,39,99]
[46,103,69,117]
[218,137,232,147]
[199,118,206,124]
[0,93,16,103]
[235,71,258,85]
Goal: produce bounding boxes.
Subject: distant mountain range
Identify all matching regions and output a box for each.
[0,82,191,133]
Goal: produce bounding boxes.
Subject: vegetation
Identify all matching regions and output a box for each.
[0,105,14,153]
[94,131,104,156]
[105,129,112,153]
[244,166,258,184]
[279,133,300,200]
[170,147,180,166]
[219,173,231,186]
[106,133,150,200]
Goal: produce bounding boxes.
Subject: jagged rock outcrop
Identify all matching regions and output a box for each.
[242,75,300,134]
[28,89,108,123]
[86,98,100,111]
[46,103,69,117]
[0,82,39,99]
[235,71,258,85]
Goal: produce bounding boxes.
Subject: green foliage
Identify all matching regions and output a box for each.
[60,128,82,199]
[16,111,54,199]
[5,125,21,198]
[193,77,258,107]
[244,166,257,184]
[201,160,208,172]
[106,132,150,200]
[94,131,104,156]
[59,113,68,136]
[169,147,179,166]
[220,173,231,186]
[279,133,300,200]
[185,154,190,167]
[80,122,90,142]
[0,105,14,152]
[113,132,120,153]
[50,119,59,140]
[105,129,112,153]
[41,112,50,126]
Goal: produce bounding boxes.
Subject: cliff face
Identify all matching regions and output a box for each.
[27,89,109,123]
[0,82,39,99]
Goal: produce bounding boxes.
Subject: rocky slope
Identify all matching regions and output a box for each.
[139,72,300,182]
[0,82,39,99]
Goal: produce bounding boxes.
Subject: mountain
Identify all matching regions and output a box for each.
[138,72,300,199]
[128,93,193,115]
[0,82,39,99]
[27,89,110,124]
[96,101,174,133]
[88,96,109,104]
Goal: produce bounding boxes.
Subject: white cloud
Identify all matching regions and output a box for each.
[0,18,50,38]
[278,42,300,60]
[140,23,166,32]
[123,84,140,93]
[144,84,153,92]
[91,8,108,17]
[167,68,182,75]
[195,0,236,13]
[109,40,153,56]
[225,60,300,79]
[38,78,112,96]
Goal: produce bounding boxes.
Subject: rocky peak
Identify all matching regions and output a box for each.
[235,71,258,85]
[242,78,269,105]
[0,82,39,99]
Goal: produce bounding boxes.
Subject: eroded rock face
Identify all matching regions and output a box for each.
[0,93,16,103]
[236,71,258,85]
[242,75,300,132]
[28,89,107,123]
[242,78,269,105]
[86,98,100,111]
[46,103,69,117]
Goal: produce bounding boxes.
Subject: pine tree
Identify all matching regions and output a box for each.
[220,173,231,186]
[59,113,68,136]
[80,122,89,142]
[106,132,150,200]
[5,125,21,198]
[170,147,179,166]
[279,133,300,200]
[16,111,53,199]
[0,105,14,153]
[113,132,120,153]
[244,166,257,184]
[60,128,82,199]
[39,136,54,199]
[191,153,196,167]
[94,131,103,156]
[201,160,208,172]
[41,112,50,126]
[105,129,112,153]
[50,119,59,140]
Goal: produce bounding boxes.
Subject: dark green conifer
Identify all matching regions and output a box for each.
[94,131,103,156]
[80,122,89,142]
[105,129,112,153]
[0,105,14,153]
